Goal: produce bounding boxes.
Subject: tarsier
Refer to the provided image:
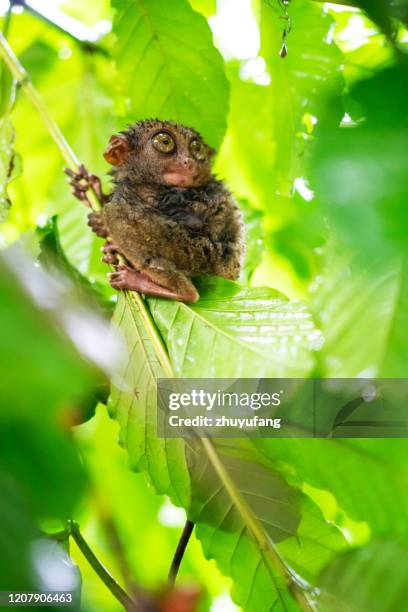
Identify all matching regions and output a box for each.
[67,120,245,303]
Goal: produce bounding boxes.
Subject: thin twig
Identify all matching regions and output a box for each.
[168,519,194,587]
[68,521,137,611]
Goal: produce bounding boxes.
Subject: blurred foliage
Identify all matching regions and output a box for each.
[0,247,101,597]
[1,0,408,610]
[318,539,408,611]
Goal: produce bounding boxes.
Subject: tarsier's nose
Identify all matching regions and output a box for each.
[180,157,195,171]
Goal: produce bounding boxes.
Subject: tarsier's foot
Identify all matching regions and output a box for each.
[65,164,109,207]
[101,240,120,264]
[88,212,109,238]
[109,264,198,302]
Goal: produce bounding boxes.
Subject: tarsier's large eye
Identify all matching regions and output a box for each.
[189,139,207,161]
[151,132,176,154]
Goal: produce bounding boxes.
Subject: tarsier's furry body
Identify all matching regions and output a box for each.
[73,120,245,302]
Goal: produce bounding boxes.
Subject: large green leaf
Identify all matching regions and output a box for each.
[318,539,408,611]
[111,0,229,148]
[189,446,345,611]
[107,279,346,610]
[149,277,322,378]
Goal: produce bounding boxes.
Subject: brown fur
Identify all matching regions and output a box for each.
[102,120,245,302]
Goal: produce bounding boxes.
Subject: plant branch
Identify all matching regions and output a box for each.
[168,519,194,587]
[68,521,137,610]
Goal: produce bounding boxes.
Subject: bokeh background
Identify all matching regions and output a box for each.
[1,0,407,610]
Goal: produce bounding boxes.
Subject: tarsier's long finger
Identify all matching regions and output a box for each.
[88,174,109,204]
[64,168,76,179]
[70,181,88,193]
[102,253,119,265]
[72,187,91,206]
[64,166,86,180]
[101,241,120,264]
[102,241,120,254]
[87,212,109,237]
[90,226,108,238]
[65,166,108,208]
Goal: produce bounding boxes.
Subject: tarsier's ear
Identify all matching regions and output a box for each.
[103,135,131,165]
[208,146,216,157]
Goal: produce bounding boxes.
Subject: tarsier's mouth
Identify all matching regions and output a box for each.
[163,171,200,187]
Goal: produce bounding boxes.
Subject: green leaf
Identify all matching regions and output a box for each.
[108,292,191,507]
[318,539,408,611]
[149,277,321,377]
[111,0,229,148]
[190,447,346,611]
[108,280,335,610]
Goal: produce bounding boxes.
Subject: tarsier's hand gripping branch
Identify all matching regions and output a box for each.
[67,120,245,303]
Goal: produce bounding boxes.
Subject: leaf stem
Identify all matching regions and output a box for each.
[127,293,174,377]
[68,520,137,611]
[168,519,194,587]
